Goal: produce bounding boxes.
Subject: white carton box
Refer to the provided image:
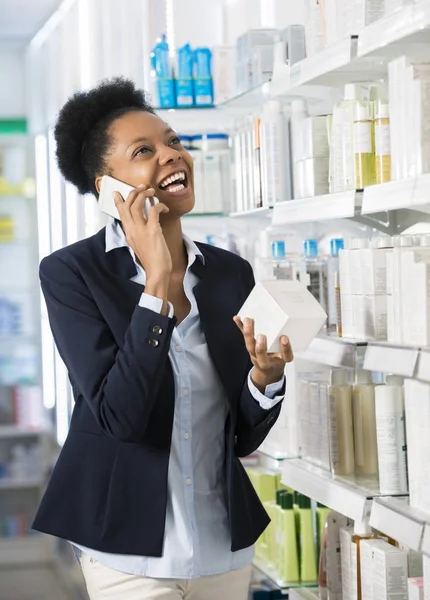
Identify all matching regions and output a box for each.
[341,294,354,338]
[408,578,424,600]
[299,116,330,160]
[423,555,430,600]
[294,157,330,198]
[372,540,408,600]
[238,280,327,353]
[401,249,430,346]
[361,248,390,296]
[212,46,237,105]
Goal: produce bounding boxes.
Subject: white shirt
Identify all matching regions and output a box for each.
[73,218,284,578]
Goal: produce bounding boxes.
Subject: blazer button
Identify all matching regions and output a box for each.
[148,339,159,347]
[152,325,163,335]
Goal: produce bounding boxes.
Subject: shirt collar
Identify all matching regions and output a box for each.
[105,217,205,268]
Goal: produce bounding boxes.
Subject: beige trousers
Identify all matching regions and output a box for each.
[80,554,252,600]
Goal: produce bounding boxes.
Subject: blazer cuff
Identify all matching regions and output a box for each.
[139,293,174,318]
[247,370,285,410]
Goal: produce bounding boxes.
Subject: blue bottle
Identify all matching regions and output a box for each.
[194,47,214,106]
[150,34,176,108]
[176,44,194,107]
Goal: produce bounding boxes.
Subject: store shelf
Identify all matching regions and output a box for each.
[156,106,230,133]
[0,535,53,566]
[0,425,49,439]
[229,207,272,219]
[417,350,430,383]
[422,524,430,556]
[253,558,312,591]
[363,342,420,377]
[370,497,427,552]
[257,447,292,472]
[357,0,430,58]
[297,334,367,369]
[282,458,407,523]
[218,81,271,111]
[0,476,44,490]
[272,190,358,226]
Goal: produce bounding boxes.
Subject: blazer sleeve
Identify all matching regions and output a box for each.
[234,260,285,457]
[40,254,176,443]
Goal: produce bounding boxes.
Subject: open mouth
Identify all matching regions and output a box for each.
[158,170,189,194]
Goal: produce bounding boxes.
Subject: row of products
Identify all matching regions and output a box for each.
[0,215,13,242]
[338,233,430,345]
[305,0,408,57]
[0,144,34,198]
[0,512,33,538]
[151,36,213,108]
[0,443,43,480]
[0,344,39,386]
[180,133,232,215]
[299,369,408,496]
[0,297,23,335]
[0,385,43,430]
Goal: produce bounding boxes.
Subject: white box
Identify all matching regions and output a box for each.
[352,0,384,32]
[341,294,354,339]
[384,0,414,15]
[304,0,325,57]
[408,67,430,178]
[213,46,237,104]
[361,248,391,296]
[318,383,331,471]
[339,249,352,295]
[386,249,395,342]
[401,249,430,346]
[363,295,388,341]
[408,578,424,600]
[372,540,408,600]
[353,295,365,340]
[350,249,364,296]
[360,539,379,600]
[299,116,330,161]
[423,555,430,600]
[294,157,329,198]
[238,280,327,353]
[340,526,353,600]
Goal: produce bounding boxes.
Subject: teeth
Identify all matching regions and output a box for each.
[160,171,185,188]
[166,184,185,193]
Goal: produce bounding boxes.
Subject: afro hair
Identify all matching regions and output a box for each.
[54,77,155,196]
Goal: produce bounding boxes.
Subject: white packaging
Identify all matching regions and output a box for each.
[360,539,379,600]
[340,526,354,600]
[401,248,430,347]
[423,555,430,600]
[375,376,408,495]
[361,240,392,296]
[384,0,414,15]
[238,279,327,353]
[212,46,237,104]
[304,0,325,57]
[189,150,205,214]
[386,247,395,343]
[350,239,371,296]
[294,158,329,199]
[280,25,306,66]
[299,116,330,160]
[318,383,331,472]
[341,294,355,339]
[261,100,292,206]
[352,0,384,32]
[363,295,388,341]
[406,65,430,179]
[202,149,231,214]
[339,249,352,295]
[408,578,424,600]
[372,540,408,600]
[353,295,365,340]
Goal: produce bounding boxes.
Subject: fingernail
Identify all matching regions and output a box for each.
[281,336,288,345]
[244,318,250,326]
[137,184,145,189]
[257,334,264,344]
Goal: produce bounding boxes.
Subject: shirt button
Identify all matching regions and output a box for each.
[183,432,190,440]
[185,478,192,486]
[175,345,182,352]
[182,388,189,396]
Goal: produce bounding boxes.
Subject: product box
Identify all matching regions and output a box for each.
[401,249,430,346]
[409,578,425,600]
[280,25,306,66]
[156,78,176,108]
[304,0,325,57]
[339,249,352,295]
[188,150,205,214]
[363,295,388,341]
[212,46,236,104]
[251,45,275,87]
[423,555,430,600]
[407,67,430,178]
[176,78,194,107]
[360,247,391,296]
[372,540,408,600]
[299,116,330,161]
[352,0,384,32]
[340,294,354,339]
[294,158,329,198]
[360,539,378,600]
[194,77,214,107]
[340,526,353,600]
[238,279,327,353]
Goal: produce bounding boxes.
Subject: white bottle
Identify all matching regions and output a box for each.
[328,239,345,330]
[353,370,378,476]
[261,100,292,206]
[375,375,408,494]
[328,369,355,476]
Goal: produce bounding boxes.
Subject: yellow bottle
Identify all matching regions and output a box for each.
[374,100,391,184]
[353,102,376,189]
[279,492,300,583]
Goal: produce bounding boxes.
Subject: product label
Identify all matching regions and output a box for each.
[376,411,408,493]
[350,542,358,600]
[328,392,340,469]
[375,122,391,156]
[353,121,373,154]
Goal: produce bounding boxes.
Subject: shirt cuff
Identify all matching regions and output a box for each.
[247,369,285,410]
[138,293,174,318]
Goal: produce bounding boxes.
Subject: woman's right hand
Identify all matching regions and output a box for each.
[114,185,172,288]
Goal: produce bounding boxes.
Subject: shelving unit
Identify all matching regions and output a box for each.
[281,459,407,525]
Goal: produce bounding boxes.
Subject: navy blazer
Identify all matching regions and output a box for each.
[33,227,283,556]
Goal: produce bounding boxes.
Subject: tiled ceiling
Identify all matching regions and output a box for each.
[0,0,64,42]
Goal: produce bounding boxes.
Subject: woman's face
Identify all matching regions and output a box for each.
[96,111,195,217]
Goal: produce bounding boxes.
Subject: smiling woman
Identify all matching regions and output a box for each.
[33,76,292,600]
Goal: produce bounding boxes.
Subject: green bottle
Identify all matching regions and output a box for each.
[280,493,300,583]
[298,494,318,584]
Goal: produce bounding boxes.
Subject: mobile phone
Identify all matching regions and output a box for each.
[99,175,159,220]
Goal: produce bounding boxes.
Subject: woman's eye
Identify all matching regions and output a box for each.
[169,137,181,146]
[135,146,151,156]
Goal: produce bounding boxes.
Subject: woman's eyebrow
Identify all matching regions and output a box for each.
[127,128,175,151]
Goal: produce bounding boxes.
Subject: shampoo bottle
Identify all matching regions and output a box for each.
[328,369,355,476]
[328,238,345,330]
[353,101,376,189]
[271,240,295,280]
[261,100,292,206]
[353,370,378,476]
[374,99,391,184]
[375,375,408,494]
[280,492,300,583]
[298,494,318,585]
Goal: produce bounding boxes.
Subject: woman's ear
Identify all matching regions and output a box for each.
[95,176,103,195]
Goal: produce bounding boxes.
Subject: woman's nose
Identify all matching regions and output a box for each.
[159,147,182,165]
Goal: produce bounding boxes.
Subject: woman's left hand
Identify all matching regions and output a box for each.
[233,316,294,393]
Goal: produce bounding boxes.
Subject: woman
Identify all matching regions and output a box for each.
[34,78,293,600]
